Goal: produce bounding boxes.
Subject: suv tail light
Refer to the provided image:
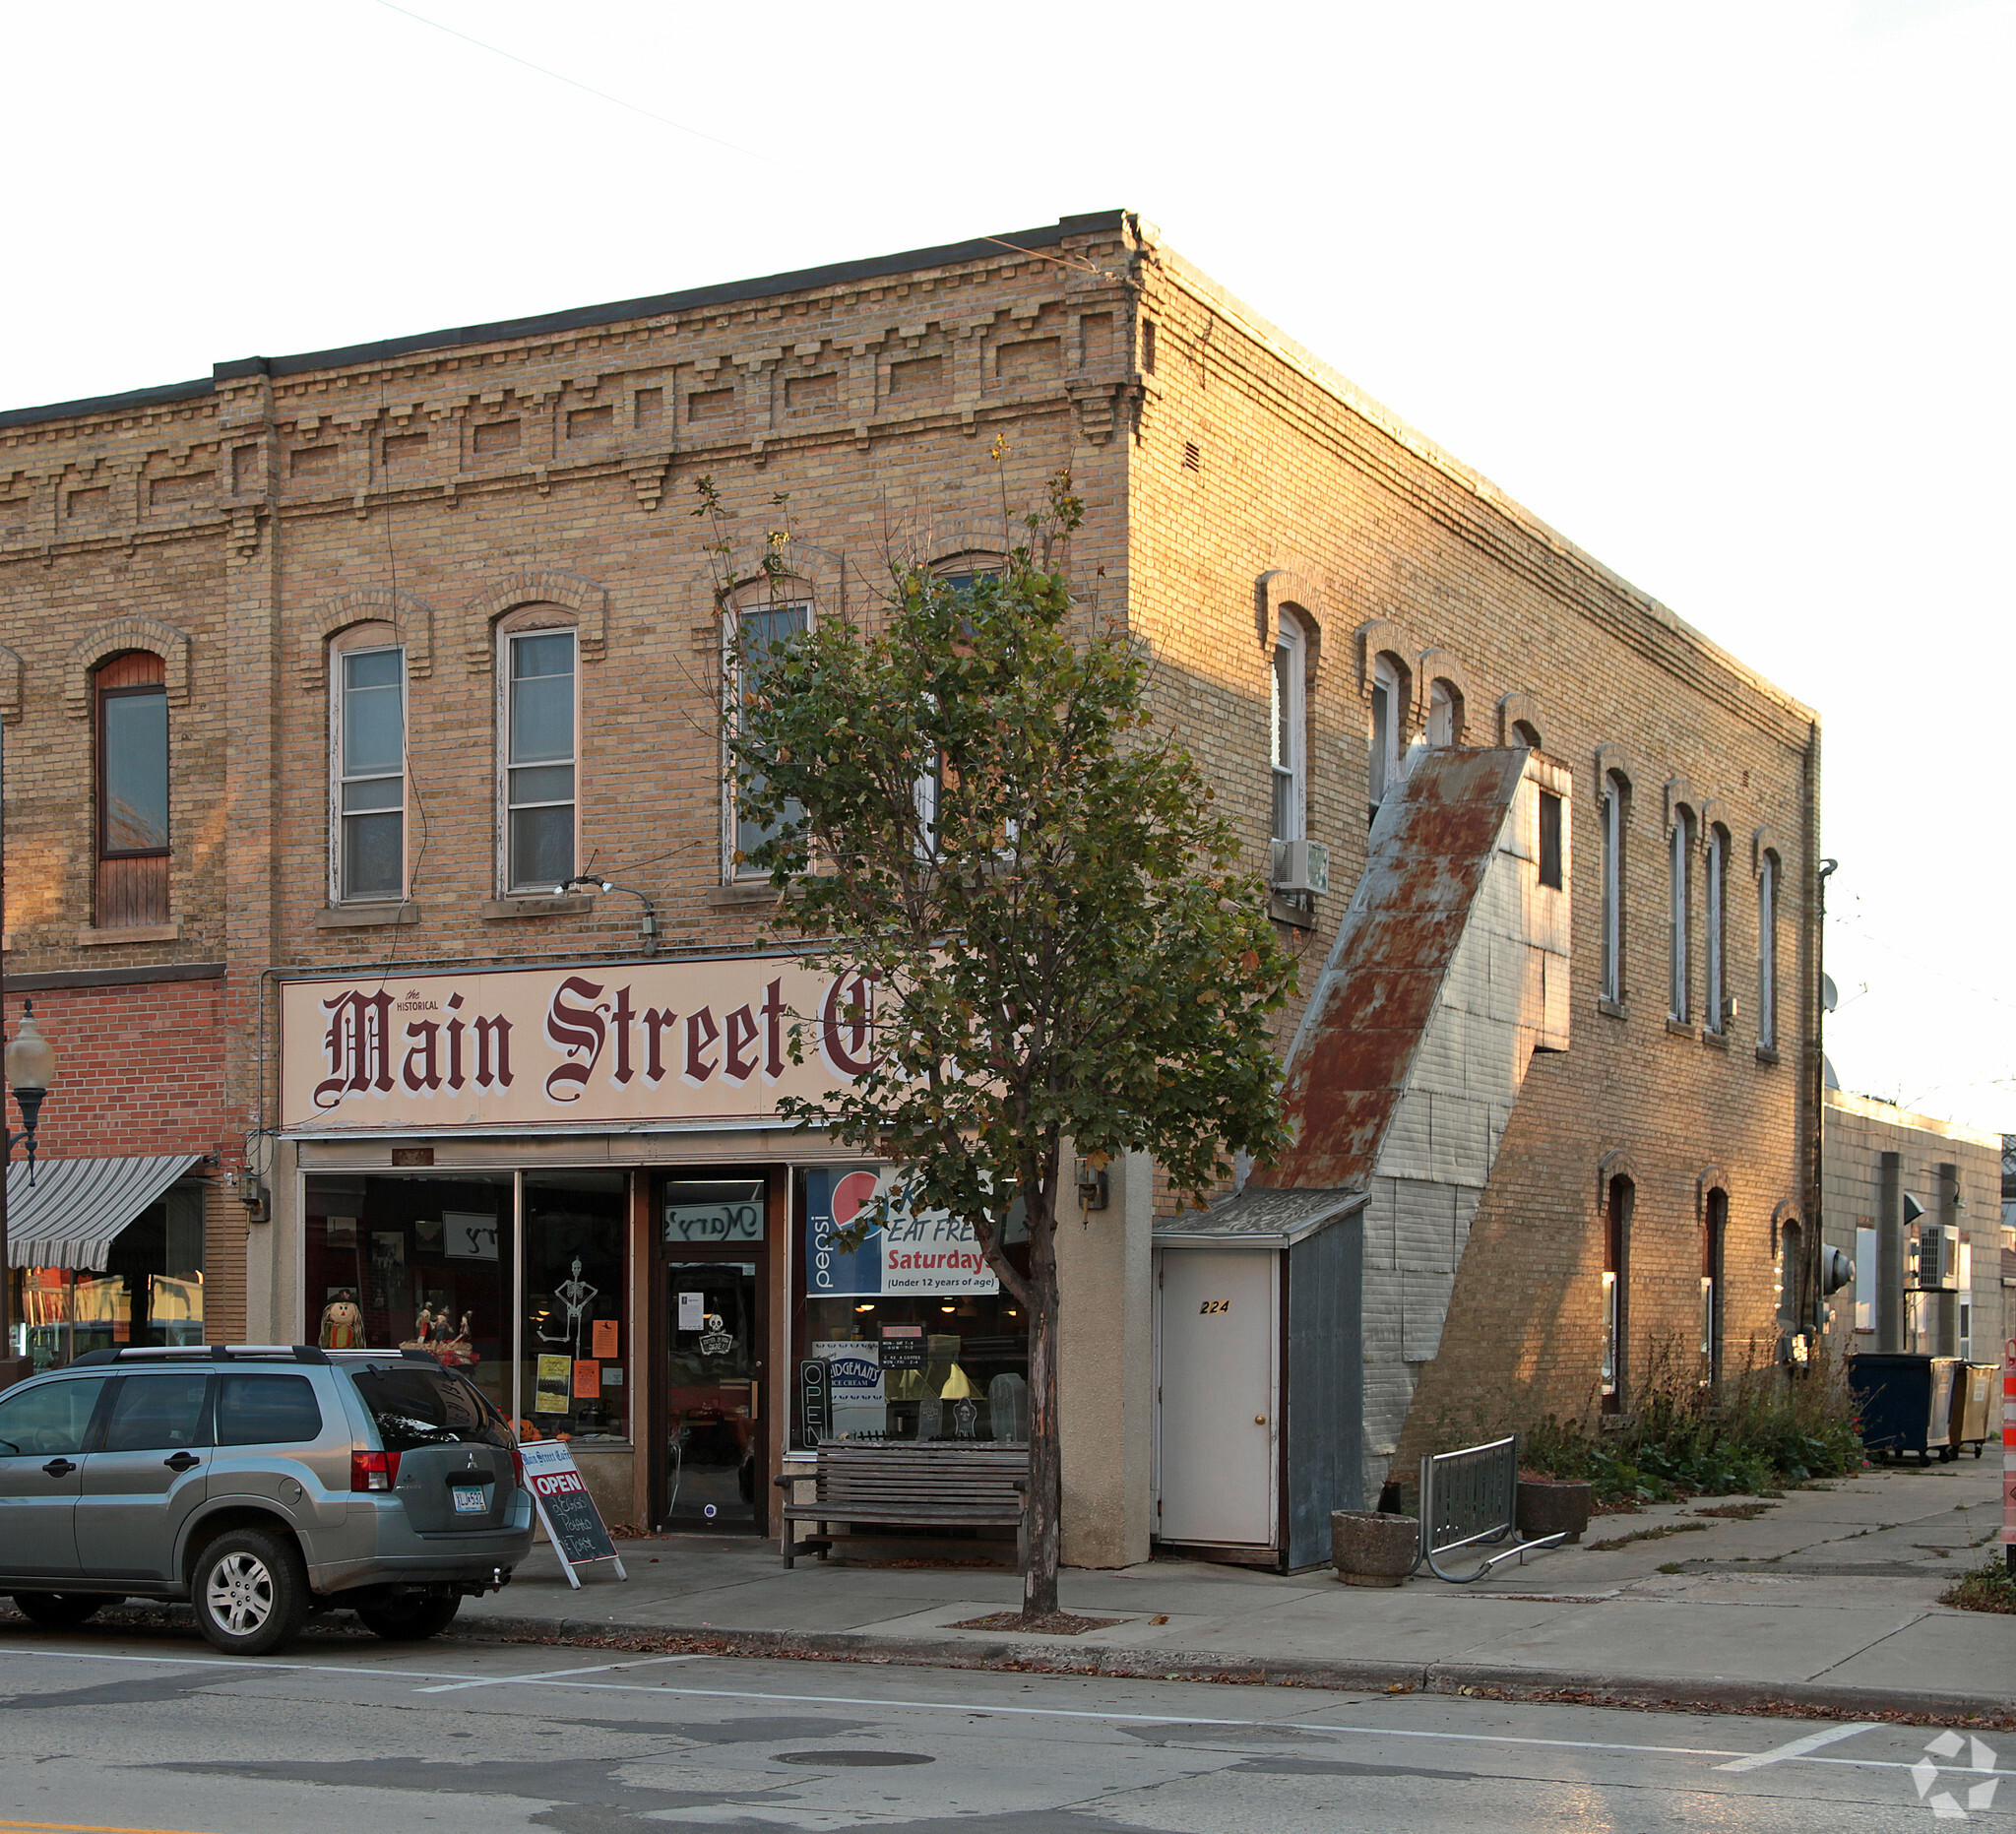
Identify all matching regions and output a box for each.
[509,1442,526,1489]
[350,1449,402,1492]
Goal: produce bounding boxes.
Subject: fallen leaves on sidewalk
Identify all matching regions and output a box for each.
[1585,1521,1713,1552]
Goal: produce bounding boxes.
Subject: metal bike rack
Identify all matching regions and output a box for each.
[1418,1433,1564,1582]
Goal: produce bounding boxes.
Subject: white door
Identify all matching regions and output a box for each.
[1155,1249,1277,1548]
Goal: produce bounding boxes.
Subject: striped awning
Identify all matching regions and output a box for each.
[5,1155,204,1270]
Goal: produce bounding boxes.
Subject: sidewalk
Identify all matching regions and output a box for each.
[458,1454,2015,1721]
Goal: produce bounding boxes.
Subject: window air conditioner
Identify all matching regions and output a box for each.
[1908,1223,1960,1291]
[1271,838,1330,896]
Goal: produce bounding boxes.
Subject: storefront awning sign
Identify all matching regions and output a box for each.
[280,955,876,1134]
[803,1168,998,1298]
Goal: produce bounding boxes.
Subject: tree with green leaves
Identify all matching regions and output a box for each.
[706,472,1294,1620]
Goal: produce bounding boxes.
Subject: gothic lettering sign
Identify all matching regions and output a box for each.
[280,955,877,1134]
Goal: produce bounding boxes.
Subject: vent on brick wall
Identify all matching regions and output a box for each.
[1181,441,1201,472]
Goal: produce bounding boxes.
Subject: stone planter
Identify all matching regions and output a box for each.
[1331,1509,1418,1587]
[1516,1479,1594,1545]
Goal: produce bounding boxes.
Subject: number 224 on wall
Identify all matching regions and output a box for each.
[1198,1299,1229,1314]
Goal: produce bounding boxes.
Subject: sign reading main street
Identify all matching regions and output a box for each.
[280,954,874,1133]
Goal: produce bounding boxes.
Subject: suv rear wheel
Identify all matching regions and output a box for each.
[193,1527,310,1657]
[354,1590,461,1642]
[12,1594,110,1629]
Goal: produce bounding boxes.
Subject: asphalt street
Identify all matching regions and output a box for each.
[0,1620,2008,1832]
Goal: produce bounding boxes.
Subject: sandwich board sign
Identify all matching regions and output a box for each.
[520,1439,626,1589]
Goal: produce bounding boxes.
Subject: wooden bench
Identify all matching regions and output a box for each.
[773,1444,1028,1569]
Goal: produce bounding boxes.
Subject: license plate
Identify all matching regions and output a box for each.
[451,1483,488,1515]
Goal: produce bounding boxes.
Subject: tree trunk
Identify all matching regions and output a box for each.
[1021,1192,1062,1618]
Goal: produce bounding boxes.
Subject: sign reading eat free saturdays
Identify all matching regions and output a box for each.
[280,954,875,1133]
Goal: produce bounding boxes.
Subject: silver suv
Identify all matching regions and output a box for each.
[0,1344,532,1656]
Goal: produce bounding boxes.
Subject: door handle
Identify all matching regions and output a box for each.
[163,1452,202,1472]
[40,1458,76,1478]
[1254,1415,1267,1425]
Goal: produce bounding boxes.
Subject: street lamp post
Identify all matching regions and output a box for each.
[0,1001,55,1393]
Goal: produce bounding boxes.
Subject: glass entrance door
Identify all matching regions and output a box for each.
[663,1260,761,1529]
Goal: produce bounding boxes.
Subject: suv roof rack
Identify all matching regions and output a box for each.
[64,1345,333,1368]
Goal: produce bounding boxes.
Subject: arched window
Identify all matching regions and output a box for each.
[1704,825,1730,1034]
[1669,806,1694,1023]
[1426,677,1462,747]
[1368,653,1406,818]
[726,585,812,881]
[1600,773,1627,1004]
[1757,850,1780,1051]
[1776,1217,1804,1361]
[330,622,407,904]
[1603,1175,1632,1412]
[498,610,579,893]
[1702,1188,1728,1386]
[1271,616,1307,844]
[1511,718,1542,750]
[94,652,169,928]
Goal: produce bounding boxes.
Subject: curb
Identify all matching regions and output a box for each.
[445,1613,2016,1724]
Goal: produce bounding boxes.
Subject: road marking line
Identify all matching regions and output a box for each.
[1718,1722,1882,1771]
[0,1822,223,1832]
[415,1654,712,1693]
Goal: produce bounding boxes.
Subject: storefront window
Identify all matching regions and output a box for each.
[304,1172,514,1423]
[303,1170,629,1443]
[794,1168,1029,1447]
[8,1182,205,1373]
[521,1170,629,1444]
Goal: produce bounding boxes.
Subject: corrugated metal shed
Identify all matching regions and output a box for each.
[1154,1184,1365,1248]
[4,1155,203,1269]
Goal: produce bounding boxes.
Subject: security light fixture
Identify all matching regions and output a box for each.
[554,873,660,956]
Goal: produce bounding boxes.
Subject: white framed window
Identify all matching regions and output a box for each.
[727,598,811,880]
[1368,653,1405,816]
[1426,677,1460,747]
[1270,621,1305,843]
[1704,825,1729,1033]
[1854,1224,1877,1332]
[332,644,407,903]
[1600,774,1626,1003]
[1669,807,1693,1023]
[501,627,577,892]
[1757,851,1779,1049]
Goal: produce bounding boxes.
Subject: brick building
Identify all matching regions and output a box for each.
[0,211,1821,1566]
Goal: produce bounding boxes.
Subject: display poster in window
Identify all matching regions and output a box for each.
[811,1338,887,1436]
[444,1213,500,1260]
[592,1318,619,1359]
[519,1439,625,1589]
[802,1168,998,1298]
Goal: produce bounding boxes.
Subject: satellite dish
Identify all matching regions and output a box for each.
[1821,973,1839,1014]
[1822,1053,1841,1091]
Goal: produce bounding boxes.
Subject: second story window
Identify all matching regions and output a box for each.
[334,646,407,902]
[730,599,811,879]
[1368,653,1406,819]
[1426,677,1461,746]
[503,629,576,892]
[1704,824,1729,1033]
[1270,621,1305,843]
[1538,791,1564,890]
[1669,806,1694,1023]
[95,652,168,928]
[1600,772,1626,1003]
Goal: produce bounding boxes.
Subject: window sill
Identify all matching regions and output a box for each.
[1754,1044,1781,1067]
[77,922,181,945]
[1267,893,1315,930]
[314,903,418,929]
[707,881,787,911]
[478,895,595,919]
[1596,996,1627,1021]
[1665,1018,1699,1042]
[1702,1028,1729,1052]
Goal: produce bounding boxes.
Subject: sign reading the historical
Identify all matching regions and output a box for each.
[281,955,877,1134]
[519,1438,625,1590]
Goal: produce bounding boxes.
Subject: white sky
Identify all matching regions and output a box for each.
[8,1,2010,1133]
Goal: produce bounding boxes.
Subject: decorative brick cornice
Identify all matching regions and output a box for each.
[298,590,435,691]
[1664,775,1697,832]
[1597,1146,1640,1214]
[1415,646,1477,737]
[1594,742,1634,799]
[65,617,190,718]
[465,569,609,672]
[1354,617,1414,698]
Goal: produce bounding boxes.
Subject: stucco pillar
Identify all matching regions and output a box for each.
[1057,1148,1154,1567]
